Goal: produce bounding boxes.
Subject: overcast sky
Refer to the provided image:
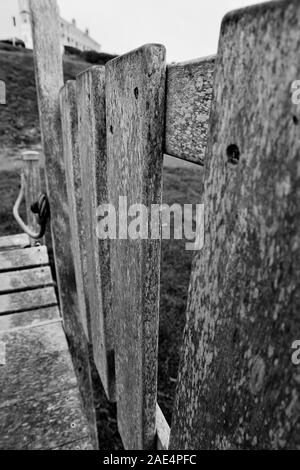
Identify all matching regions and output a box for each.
[58,0,264,62]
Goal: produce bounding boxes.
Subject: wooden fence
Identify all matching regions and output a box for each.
[27,0,300,450]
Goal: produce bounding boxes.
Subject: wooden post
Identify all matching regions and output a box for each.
[29,0,98,447]
[106,45,166,449]
[170,0,300,450]
[21,151,43,246]
[76,67,115,401]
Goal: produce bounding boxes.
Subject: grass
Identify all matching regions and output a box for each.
[0,47,203,448]
[0,49,91,148]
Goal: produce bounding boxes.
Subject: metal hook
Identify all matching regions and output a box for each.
[13,174,50,240]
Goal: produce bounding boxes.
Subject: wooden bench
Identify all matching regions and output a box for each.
[0,234,94,450]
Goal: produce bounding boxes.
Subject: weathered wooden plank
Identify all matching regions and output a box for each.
[53,437,94,450]
[0,306,60,332]
[0,266,53,294]
[170,0,300,450]
[0,388,90,450]
[60,80,90,340]
[156,405,170,450]
[0,246,48,272]
[106,45,166,449]
[0,287,57,315]
[76,67,115,400]
[0,323,76,408]
[0,234,30,252]
[22,151,43,246]
[29,0,98,446]
[165,56,215,165]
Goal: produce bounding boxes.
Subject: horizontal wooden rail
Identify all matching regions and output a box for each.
[165,56,215,165]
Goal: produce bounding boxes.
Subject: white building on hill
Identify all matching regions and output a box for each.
[0,0,101,52]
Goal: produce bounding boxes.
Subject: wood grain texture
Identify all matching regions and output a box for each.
[0,388,90,450]
[22,151,43,246]
[0,266,53,294]
[53,437,94,450]
[0,323,76,408]
[106,44,166,449]
[0,246,48,272]
[60,80,90,341]
[0,287,57,315]
[77,66,115,400]
[29,0,98,446]
[170,0,300,450]
[0,306,60,332]
[0,234,30,251]
[165,56,215,165]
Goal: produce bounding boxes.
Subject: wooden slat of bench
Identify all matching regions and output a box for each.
[0,388,90,450]
[165,56,215,165]
[0,246,49,272]
[0,266,53,294]
[0,323,76,408]
[0,306,60,332]
[0,287,57,315]
[0,234,30,252]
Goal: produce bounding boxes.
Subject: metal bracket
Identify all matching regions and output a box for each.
[13,174,50,239]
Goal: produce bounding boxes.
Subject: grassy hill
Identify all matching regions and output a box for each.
[0,48,91,149]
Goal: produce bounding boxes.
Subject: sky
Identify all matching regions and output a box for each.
[57,0,265,62]
[0,0,265,62]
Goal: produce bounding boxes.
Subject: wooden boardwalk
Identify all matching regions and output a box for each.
[0,234,94,450]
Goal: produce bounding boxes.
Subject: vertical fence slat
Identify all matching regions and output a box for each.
[29,0,98,447]
[170,0,300,450]
[60,81,89,341]
[76,66,115,401]
[106,44,166,449]
[21,151,43,246]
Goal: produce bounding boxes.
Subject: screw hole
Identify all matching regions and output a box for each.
[232,328,239,344]
[134,87,139,100]
[293,115,299,125]
[227,144,240,165]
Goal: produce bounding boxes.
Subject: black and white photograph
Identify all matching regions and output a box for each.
[0,0,299,454]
